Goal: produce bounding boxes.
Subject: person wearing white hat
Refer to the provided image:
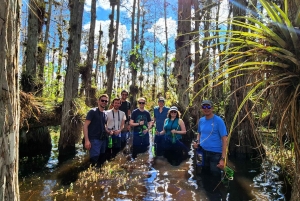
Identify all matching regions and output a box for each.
[159,106,187,165]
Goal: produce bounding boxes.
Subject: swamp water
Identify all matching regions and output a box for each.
[19,133,289,201]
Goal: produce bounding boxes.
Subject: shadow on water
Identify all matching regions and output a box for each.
[19,131,290,201]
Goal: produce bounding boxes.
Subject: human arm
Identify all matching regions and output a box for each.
[129,112,142,127]
[217,135,228,170]
[83,120,91,150]
[193,133,200,148]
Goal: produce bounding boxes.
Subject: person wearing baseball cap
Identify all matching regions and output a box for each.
[193,100,228,178]
[152,97,170,156]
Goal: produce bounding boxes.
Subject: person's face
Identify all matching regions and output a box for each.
[121,92,128,100]
[113,100,121,109]
[170,110,178,117]
[158,101,165,107]
[201,104,213,116]
[98,97,108,108]
[138,100,146,109]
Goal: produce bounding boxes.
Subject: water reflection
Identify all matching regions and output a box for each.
[19,131,289,201]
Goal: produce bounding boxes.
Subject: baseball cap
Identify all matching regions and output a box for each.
[158,97,165,102]
[170,106,178,111]
[201,100,213,106]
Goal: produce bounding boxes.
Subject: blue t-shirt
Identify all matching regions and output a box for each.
[131,109,151,133]
[86,107,107,140]
[164,118,182,141]
[197,114,227,153]
[154,106,170,132]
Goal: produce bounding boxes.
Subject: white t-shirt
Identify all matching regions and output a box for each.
[106,109,126,136]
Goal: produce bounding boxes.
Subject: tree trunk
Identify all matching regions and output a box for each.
[58,0,84,160]
[192,0,202,120]
[0,0,21,200]
[226,0,264,158]
[23,0,43,93]
[84,0,97,106]
[129,0,138,108]
[95,26,103,85]
[105,4,116,102]
[163,0,169,96]
[287,1,300,199]
[174,0,192,108]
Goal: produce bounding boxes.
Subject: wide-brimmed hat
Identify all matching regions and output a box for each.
[170,106,178,112]
[201,100,213,106]
[158,97,165,102]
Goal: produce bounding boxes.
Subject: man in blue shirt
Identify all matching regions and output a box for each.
[193,100,228,177]
[153,97,169,156]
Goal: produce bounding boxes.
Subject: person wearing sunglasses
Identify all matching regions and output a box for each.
[153,97,170,157]
[193,100,228,184]
[159,106,188,166]
[129,97,152,159]
[83,94,109,167]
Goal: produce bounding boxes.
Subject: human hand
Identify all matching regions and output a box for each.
[113,130,120,135]
[85,140,91,150]
[193,142,199,149]
[171,129,176,134]
[139,120,144,125]
[217,159,225,170]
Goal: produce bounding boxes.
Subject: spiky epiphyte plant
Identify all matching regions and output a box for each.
[197,0,300,199]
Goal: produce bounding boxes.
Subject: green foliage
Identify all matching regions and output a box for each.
[193,0,299,181]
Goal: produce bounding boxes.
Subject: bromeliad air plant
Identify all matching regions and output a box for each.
[192,0,299,199]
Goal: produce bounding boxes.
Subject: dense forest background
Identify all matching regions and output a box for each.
[1,0,300,200]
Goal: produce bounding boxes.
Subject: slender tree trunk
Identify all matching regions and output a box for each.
[129,0,138,108]
[106,3,116,101]
[163,0,168,96]
[174,0,192,108]
[0,0,21,200]
[37,0,51,96]
[139,3,145,97]
[58,0,84,160]
[54,8,64,101]
[95,26,103,85]
[107,0,121,101]
[23,0,43,93]
[83,0,96,106]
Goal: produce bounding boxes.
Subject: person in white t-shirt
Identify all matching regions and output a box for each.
[105,97,126,159]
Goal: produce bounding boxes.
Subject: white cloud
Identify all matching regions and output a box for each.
[83,20,130,52]
[85,0,112,12]
[148,17,177,44]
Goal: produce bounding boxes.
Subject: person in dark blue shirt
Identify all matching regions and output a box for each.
[153,97,169,156]
[83,94,109,166]
[129,97,152,159]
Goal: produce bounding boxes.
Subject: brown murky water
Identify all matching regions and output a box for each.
[19,134,288,201]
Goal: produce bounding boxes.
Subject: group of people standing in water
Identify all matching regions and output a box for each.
[83,90,228,182]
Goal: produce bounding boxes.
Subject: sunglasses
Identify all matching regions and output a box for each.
[138,102,145,104]
[100,99,108,103]
[170,111,177,113]
[202,105,212,109]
